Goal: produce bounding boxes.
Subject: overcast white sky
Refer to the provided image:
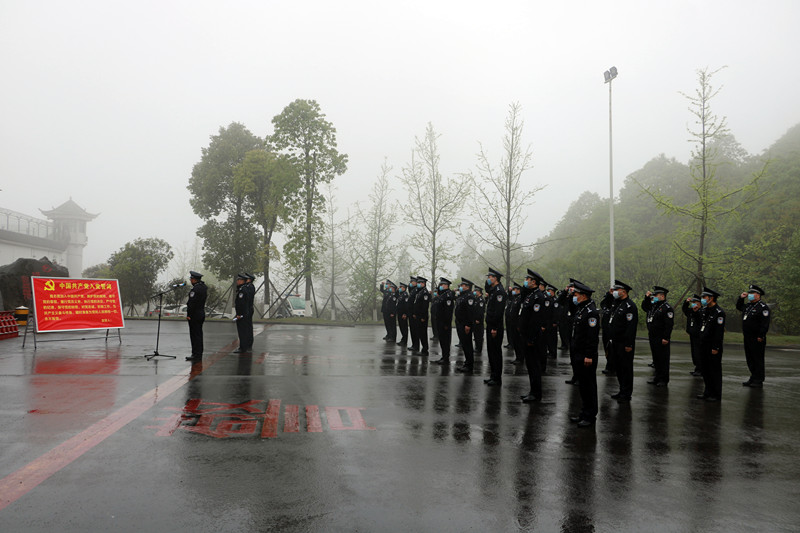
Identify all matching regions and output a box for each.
[2,0,799,275]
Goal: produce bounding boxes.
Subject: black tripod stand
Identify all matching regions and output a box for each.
[145,284,184,360]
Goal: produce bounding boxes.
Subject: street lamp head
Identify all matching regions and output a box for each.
[604,66,618,83]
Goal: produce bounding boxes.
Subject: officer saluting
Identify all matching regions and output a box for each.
[608,280,637,402]
[641,286,674,386]
[736,284,771,387]
[682,295,703,376]
[412,277,430,355]
[455,278,477,373]
[432,278,456,364]
[185,271,207,361]
[697,287,726,401]
[408,277,420,350]
[396,282,411,347]
[568,281,601,428]
[484,268,506,386]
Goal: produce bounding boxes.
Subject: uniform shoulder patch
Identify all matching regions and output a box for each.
[497,295,503,302]
[534,304,540,312]
[667,312,673,318]
[446,300,452,306]
[763,310,769,316]
[468,299,474,305]
[189,291,195,297]
[717,316,724,325]
[554,302,559,307]
[238,293,244,298]
[588,318,597,327]
[545,300,550,307]
[626,313,633,321]
[424,295,429,301]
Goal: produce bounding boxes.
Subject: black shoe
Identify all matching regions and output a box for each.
[233,348,245,353]
[655,382,667,387]
[521,395,541,403]
[742,380,752,386]
[410,346,419,352]
[696,394,708,399]
[420,350,429,356]
[431,336,438,340]
[382,335,388,340]
[577,419,595,428]
[603,371,616,376]
[569,416,582,423]
[185,356,201,361]
[705,396,719,402]
[512,359,525,365]
[610,392,621,399]
[748,382,763,388]
[455,344,461,347]
[455,365,473,374]
[396,342,404,346]
[504,344,510,348]
[647,362,655,368]
[647,379,658,385]
[432,358,449,365]
[616,396,631,403]
[690,371,702,376]
[565,379,578,385]
[484,379,502,386]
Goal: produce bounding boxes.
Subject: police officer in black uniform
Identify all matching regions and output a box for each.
[545,284,560,360]
[556,281,576,353]
[234,273,255,353]
[563,280,582,385]
[185,271,207,361]
[736,284,771,387]
[412,277,430,355]
[455,278,477,373]
[430,289,440,341]
[519,270,546,402]
[537,277,554,372]
[508,282,524,364]
[472,286,485,353]
[408,277,420,350]
[642,286,674,386]
[697,287,726,401]
[385,281,398,343]
[484,268,506,386]
[432,278,456,364]
[608,280,638,402]
[567,281,601,427]
[600,288,616,376]
[396,282,411,347]
[682,295,703,376]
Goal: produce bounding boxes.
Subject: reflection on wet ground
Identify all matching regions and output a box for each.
[0,321,798,532]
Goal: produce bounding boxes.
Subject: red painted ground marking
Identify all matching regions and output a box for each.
[284,405,299,433]
[186,413,258,438]
[306,405,323,433]
[325,407,376,431]
[0,337,241,512]
[255,352,268,364]
[261,399,281,438]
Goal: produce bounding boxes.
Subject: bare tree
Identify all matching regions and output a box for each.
[347,160,397,320]
[464,102,544,280]
[320,183,348,320]
[400,123,468,283]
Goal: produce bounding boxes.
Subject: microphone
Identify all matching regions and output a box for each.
[172,282,186,288]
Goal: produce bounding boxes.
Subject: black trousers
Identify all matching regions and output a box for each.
[509,324,523,361]
[457,325,474,367]
[410,315,420,349]
[649,337,670,383]
[743,334,766,382]
[383,313,396,340]
[487,326,504,381]
[546,327,558,358]
[602,332,616,372]
[473,323,484,352]
[700,343,723,398]
[524,340,542,398]
[438,323,452,359]
[614,341,635,399]
[431,310,438,337]
[398,315,409,343]
[236,315,253,350]
[558,320,571,350]
[188,316,204,357]
[689,334,702,371]
[417,319,429,351]
[578,355,599,421]
[538,334,549,372]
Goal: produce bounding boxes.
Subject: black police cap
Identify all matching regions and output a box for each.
[526,269,543,282]
[513,282,523,289]
[439,277,451,285]
[701,287,721,298]
[399,282,408,288]
[572,281,595,295]
[612,279,633,292]
[652,285,669,294]
[416,277,428,283]
[189,271,203,279]
[237,273,248,280]
[461,278,474,287]
[487,267,503,279]
[748,284,765,295]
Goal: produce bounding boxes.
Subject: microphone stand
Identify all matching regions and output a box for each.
[145,284,185,361]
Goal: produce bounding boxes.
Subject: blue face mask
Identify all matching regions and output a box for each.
[701,298,709,307]
[411,283,416,288]
[651,296,658,304]
[572,296,579,305]
[523,280,530,288]
[613,290,621,299]
[747,293,756,302]
[439,285,445,291]
[400,287,405,292]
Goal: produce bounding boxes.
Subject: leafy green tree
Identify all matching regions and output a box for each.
[108,238,173,314]
[188,122,262,282]
[637,67,765,293]
[269,99,348,314]
[233,149,298,306]
[82,263,112,279]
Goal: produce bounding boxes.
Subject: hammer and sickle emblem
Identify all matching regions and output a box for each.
[44,279,55,291]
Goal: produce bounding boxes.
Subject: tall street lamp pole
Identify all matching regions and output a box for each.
[604,66,618,286]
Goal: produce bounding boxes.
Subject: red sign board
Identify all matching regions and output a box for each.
[31,277,125,332]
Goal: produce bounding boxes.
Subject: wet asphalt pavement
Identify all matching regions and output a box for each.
[0,320,798,532]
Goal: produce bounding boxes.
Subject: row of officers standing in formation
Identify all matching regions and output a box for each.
[379,269,771,428]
